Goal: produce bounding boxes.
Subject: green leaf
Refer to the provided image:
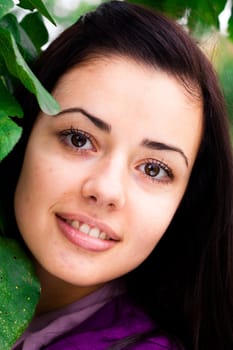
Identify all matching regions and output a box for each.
[0,13,38,62]
[129,0,226,26]
[0,236,40,349]
[18,23,38,61]
[228,13,233,41]
[0,13,20,43]
[0,28,60,115]
[0,0,14,20]
[127,0,187,19]
[0,113,22,161]
[187,0,226,31]
[0,79,23,117]
[20,11,49,51]
[19,0,57,25]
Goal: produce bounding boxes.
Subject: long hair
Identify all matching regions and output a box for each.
[1,1,233,349]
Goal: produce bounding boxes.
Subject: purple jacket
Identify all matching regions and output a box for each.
[44,294,179,350]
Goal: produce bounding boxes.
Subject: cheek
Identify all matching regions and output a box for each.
[14,151,57,227]
[131,190,184,251]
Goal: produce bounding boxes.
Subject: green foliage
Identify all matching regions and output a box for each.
[0,237,40,349]
[19,0,56,24]
[0,28,59,117]
[0,0,60,162]
[0,112,22,161]
[44,0,101,29]
[21,12,49,51]
[0,0,14,20]
[0,1,59,347]
[128,0,226,26]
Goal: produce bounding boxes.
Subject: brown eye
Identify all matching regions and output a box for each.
[137,160,173,183]
[71,132,88,148]
[144,163,160,177]
[59,128,95,151]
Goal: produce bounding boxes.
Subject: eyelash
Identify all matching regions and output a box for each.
[58,126,96,152]
[57,127,174,184]
[137,159,174,184]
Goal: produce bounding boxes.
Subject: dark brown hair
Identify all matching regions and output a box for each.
[1,1,233,349]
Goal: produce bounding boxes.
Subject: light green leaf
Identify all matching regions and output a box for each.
[0,113,22,161]
[19,0,56,25]
[0,28,60,115]
[0,236,40,349]
[0,0,14,20]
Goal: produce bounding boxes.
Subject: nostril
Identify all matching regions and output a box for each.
[89,195,97,202]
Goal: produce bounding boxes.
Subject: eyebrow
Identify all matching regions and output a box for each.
[56,107,188,167]
[56,107,111,133]
[142,139,189,167]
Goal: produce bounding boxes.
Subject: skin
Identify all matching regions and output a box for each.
[14,56,203,313]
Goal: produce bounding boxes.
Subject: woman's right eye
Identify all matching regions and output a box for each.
[58,127,96,152]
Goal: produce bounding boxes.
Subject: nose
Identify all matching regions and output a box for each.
[81,155,126,210]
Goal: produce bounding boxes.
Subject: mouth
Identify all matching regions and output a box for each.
[61,217,112,241]
[56,213,119,252]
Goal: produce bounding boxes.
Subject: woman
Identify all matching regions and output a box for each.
[1,1,233,349]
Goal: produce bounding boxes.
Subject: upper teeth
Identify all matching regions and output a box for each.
[66,219,109,240]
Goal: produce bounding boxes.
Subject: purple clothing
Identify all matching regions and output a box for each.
[13,280,125,350]
[45,294,178,350]
[13,280,179,350]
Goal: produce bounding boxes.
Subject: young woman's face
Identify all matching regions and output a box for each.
[14,56,203,289]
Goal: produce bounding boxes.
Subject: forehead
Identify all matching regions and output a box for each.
[53,54,202,106]
[52,55,203,134]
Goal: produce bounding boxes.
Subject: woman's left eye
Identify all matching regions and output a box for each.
[137,160,173,183]
[58,128,96,151]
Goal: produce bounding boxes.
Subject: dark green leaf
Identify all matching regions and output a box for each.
[0,113,22,161]
[228,13,233,41]
[0,236,40,348]
[20,11,49,51]
[19,0,57,25]
[0,79,23,117]
[127,0,187,19]
[0,13,20,42]
[18,24,38,61]
[0,28,60,115]
[0,0,14,20]
[1,70,19,94]
[188,0,226,31]
[0,13,37,61]
[129,0,226,27]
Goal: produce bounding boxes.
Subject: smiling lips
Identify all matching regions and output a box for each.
[56,213,119,251]
[64,218,110,240]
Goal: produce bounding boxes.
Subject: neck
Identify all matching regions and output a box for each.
[35,264,104,315]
